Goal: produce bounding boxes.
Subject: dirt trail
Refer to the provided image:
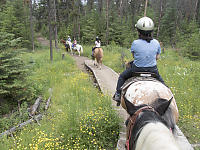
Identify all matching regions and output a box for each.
[36,36,49,46]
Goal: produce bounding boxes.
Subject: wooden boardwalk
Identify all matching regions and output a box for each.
[84,60,194,150]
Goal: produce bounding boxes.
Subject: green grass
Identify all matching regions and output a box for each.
[158,49,200,144]
[0,47,120,149]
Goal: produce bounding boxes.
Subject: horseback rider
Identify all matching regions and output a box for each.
[67,36,71,42]
[113,17,165,104]
[91,36,101,59]
[65,36,71,48]
[72,38,77,49]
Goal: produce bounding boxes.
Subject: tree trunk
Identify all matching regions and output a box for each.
[193,0,199,20]
[156,0,163,39]
[29,0,35,52]
[130,0,136,31]
[48,0,53,61]
[78,7,81,41]
[106,0,109,45]
[197,0,200,25]
[88,0,93,12]
[119,0,123,23]
[98,0,103,14]
[144,0,148,16]
[53,0,58,50]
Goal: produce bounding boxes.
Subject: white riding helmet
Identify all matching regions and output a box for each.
[135,17,154,31]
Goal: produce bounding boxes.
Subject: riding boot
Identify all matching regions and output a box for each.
[91,51,95,60]
[113,92,121,106]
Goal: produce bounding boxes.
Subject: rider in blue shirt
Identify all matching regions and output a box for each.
[113,17,165,105]
[131,39,161,67]
[67,36,71,42]
[66,36,71,48]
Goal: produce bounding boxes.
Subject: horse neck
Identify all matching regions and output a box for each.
[135,122,179,150]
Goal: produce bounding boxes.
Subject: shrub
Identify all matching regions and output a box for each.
[0,50,36,111]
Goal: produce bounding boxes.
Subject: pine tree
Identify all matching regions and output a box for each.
[0,50,35,104]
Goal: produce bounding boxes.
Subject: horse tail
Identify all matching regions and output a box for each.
[99,48,103,58]
[80,46,83,53]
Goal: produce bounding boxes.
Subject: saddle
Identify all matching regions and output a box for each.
[121,72,159,92]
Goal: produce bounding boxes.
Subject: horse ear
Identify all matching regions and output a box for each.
[155,97,173,116]
[124,97,142,115]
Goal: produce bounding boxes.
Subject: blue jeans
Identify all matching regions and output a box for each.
[116,64,165,94]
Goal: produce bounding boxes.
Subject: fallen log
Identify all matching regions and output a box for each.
[0,114,43,138]
[0,95,52,138]
[45,96,51,110]
[30,97,42,116]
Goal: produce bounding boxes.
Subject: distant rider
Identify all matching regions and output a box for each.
[113,17,165,105]
[91,36,101,59]
[72,38,77,49]
[66,36,71,48]
[67,36,71,42]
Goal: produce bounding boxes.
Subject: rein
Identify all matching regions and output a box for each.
[126,106,157,150]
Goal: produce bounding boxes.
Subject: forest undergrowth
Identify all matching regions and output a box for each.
[0,46,120,149]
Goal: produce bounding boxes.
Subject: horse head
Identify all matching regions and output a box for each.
[125,97,172,119]
[124,97,179,150]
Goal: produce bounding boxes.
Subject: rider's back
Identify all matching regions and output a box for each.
[131,39,161,67]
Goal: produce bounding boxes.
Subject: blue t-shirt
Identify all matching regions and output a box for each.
[67,38,71,42]
[131,39,161,67]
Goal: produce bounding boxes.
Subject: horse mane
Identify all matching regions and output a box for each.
[136,122,179,150]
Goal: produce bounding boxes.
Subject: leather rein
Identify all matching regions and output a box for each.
[126,106,158,150]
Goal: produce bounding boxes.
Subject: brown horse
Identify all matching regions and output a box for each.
[93,48,103,69]
[60,39,65,45]
[60,39,71,52]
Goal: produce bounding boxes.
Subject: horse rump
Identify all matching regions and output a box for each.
[120,76,179,123]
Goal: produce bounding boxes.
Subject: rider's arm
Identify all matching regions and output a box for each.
[156,40,161,60]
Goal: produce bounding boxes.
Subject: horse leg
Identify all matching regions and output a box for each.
[70,48,73,55]
[100,58,103,69]
[78,50,80,56]
[98,59,102,70]
[94,59,97,66]
[96,58,100,68]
